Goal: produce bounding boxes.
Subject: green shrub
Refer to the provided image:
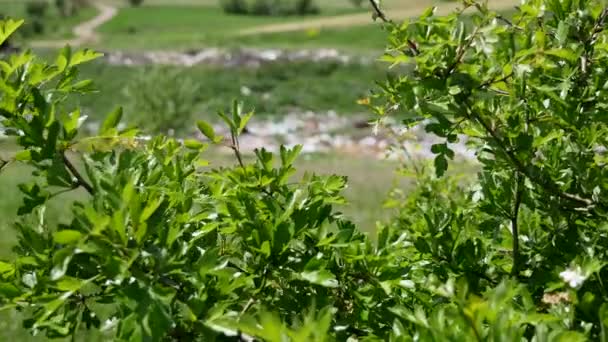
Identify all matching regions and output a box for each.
[219,0,319,16]
[219,0,249,14]
[25,1,49,18]
[369,0,608,337]
[122,68,201,135]
[24,0,48,34]
[128,0,145,6]
[348,0,365,8]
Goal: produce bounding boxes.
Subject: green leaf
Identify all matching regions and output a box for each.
[140,196,163,222]
[545,48,578,63]
[183,139,206,150]
[300,270,339,288]
[63,109,81,137]
[14,150,32,161]
[55,277,85,292]
[0,283,20,298]
[70,49,103,67]
[556,21,569,46]
[238,110,254,135]
[0,262,14,277]
[0,19,24,46]
[533,131,562,148]
[231,100,243,133]
[56,45,72,71]
[100,107,123,135]
[217,110,236,132]
[259,241,271,258]
[197,121,222,143]
[280,145,302,167]
[53,230,83,245]
[434,154,448,177]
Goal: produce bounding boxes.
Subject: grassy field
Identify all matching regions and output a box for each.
[95,4,368,50]
[92,0,432,51]
[233,24,388,51]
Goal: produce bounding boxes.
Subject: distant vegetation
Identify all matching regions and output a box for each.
[219,0,320,16]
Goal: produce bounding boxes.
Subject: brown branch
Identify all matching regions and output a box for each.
[478,72,513,89]
[369,0,390,23]
[511,172,523,277]
[62,152,94,195]
[229,132,245,169]
[446,26,480,76]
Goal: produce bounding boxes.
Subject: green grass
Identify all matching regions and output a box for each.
[233,24,389,51]
[96,4,364,50]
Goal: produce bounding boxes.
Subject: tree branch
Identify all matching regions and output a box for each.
[62,152,94,195]
[462,100,600,211]
[230,133,245,169]
[369,0,390,23]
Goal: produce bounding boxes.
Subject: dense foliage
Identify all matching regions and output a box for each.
[370,0,608,338]
[0,0,607,340]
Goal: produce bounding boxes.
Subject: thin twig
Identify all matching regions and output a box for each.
[240,298,255,317]
[230,133,245,169]
[368,0,419,55]
[62,152,94,195]
[369,0,390,23]
[478,72,513,89]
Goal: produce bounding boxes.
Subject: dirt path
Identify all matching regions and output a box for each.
[31,3,117,48]
[239,0,521,36]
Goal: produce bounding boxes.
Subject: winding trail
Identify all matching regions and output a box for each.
[30,3,117,48]
[239,0,522,36]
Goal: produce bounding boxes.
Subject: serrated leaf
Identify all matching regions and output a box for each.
[70,49,103,66]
